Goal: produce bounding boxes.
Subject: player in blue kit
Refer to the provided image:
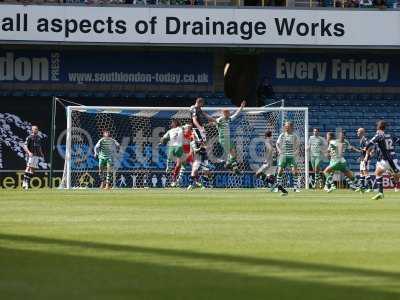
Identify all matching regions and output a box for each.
[364,121,400,200]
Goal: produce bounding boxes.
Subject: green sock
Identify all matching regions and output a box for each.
[325,173,333,188]
[277,175,283,186]
[293,175,299,189]
[315,173,321,185]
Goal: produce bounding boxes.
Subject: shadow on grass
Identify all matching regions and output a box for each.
[0,233,399,300]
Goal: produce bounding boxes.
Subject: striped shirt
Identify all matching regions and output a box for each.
[277,132,299,157]
[328,139,351,163]
[25,134,43,156]
[190,105,207,127]
[94,137,119,160]
[308,136,326,157]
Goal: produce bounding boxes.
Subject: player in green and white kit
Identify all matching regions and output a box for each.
[215,100,246,174]
[307,128,327,189]
[276,121,301,194]
[323,131,360,193]
[94,130,120,189]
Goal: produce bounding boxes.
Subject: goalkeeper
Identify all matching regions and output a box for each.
[94,130,120,189]
[215,100,246,174]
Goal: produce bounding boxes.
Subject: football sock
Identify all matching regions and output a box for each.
[360,176,365,188]
[106,172,111,185]
[325,173,333,188]
[293,174,299,189]
[23,172,32,187]
[376,176,383,194]
[365,176,372,189]
[276,175,283,187]
[177,165,185,184]
[315,173,321,186]
[172,165,180,182]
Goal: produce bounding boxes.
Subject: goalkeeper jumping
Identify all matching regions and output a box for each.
[214,100,246,174]
[94,130,120,189]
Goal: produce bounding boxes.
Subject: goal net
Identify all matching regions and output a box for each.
[62,106,309,189]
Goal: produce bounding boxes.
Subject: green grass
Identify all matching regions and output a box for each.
[0,189,400,300]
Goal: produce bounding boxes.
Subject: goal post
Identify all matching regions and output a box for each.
[63,106,309,189]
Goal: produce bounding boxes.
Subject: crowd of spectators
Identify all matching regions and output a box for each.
[332,0,395,8]
[0,0,397,8]
[0,0,205,4]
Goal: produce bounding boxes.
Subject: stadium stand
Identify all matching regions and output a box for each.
[266,93,400,171]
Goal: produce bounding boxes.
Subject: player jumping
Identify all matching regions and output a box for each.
[22,125,44,190]
[215,100,246,174]
[307,128,327,189]
[364,120,400,200]
[323,131,360,193]
[276,121,301,195]
[190,97,215,142]
[94,130,120,189]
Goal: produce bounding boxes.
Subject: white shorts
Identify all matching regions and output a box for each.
[27,156,40,169]
[360,160,370,172]
[376,159,400,174]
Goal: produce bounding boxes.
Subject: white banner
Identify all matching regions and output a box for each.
[1,4,400,47]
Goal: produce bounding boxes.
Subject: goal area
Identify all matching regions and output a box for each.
[62,106,309,189]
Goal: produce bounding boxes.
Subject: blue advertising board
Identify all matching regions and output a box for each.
[0,51,213,85]
[261,53,400,86]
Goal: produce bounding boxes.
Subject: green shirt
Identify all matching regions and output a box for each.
[309,136,327,157]
[277,132,300,157]
[328,139,351,163]
[94,137,119,160]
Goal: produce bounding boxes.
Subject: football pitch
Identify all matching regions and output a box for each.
[0,189,400,300]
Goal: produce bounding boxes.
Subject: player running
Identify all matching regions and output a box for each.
[307,128,327,189]
[276,121,301,195]
[356,128,373,192]
[94,130,120,189]
[364,120,400,200]
[323,131,360,193]
[215,100,246,174]
[22,125,44,190]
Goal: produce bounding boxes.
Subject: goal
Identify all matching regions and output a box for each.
[62,106,309,189]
